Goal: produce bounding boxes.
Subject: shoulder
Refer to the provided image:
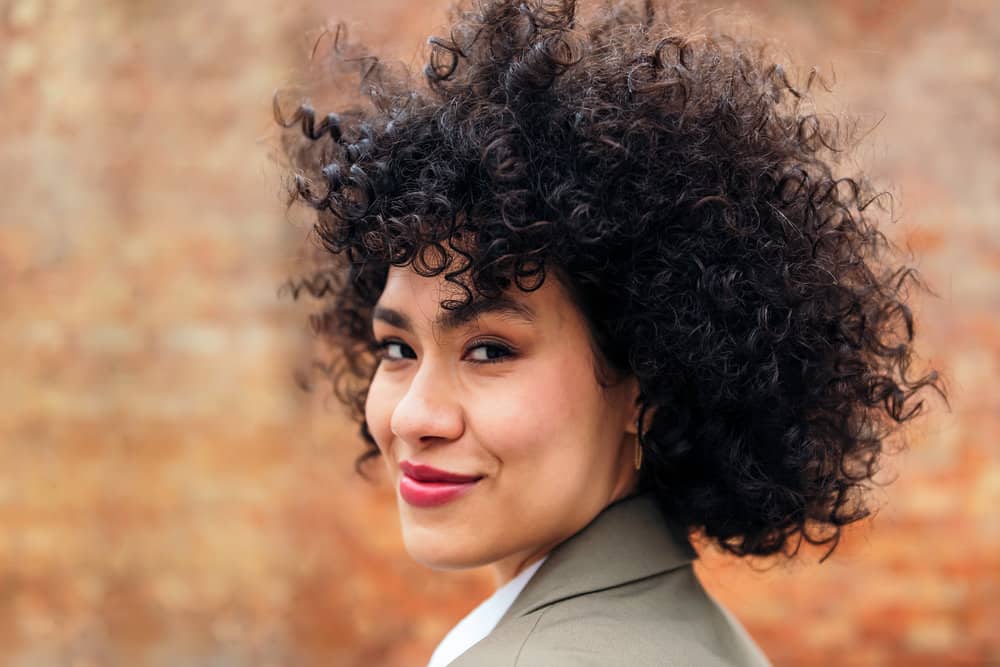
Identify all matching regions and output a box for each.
[449,495,772,667]
[512,566,771,667]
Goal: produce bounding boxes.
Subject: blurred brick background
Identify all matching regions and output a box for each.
[0,0,995,665]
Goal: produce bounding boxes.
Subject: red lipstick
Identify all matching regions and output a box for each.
[398,461,482,508]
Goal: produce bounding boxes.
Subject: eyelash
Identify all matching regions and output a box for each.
[374,338,515,365]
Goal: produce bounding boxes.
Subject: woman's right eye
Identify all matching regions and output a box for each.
[376,339,417,362]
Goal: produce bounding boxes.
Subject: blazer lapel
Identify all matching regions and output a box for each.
[496,492,697,624]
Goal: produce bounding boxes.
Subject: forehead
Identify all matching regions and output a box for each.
[375,265,567,330]
[379,264,468,305]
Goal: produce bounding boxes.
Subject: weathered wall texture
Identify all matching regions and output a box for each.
[1,0,996,665]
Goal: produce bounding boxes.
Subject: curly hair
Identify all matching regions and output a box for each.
[275,0,942,559]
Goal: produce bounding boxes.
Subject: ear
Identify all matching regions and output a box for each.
[623,375,642,435]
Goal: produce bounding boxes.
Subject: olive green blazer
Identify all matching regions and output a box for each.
[449,493,772,666]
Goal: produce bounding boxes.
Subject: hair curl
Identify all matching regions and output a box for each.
[275,0,943,559]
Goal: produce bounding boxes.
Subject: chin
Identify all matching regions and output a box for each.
[402,529,487,571]
[405,544,479,571]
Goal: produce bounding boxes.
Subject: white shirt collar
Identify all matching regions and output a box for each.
[427,556,547,667]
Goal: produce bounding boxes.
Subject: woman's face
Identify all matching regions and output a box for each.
[365,265,641,585]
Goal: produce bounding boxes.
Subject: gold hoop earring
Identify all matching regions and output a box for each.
[633,434,643,471]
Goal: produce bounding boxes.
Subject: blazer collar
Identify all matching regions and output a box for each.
[498,492,697,622]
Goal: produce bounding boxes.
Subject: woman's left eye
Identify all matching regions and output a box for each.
[465,342,513,364]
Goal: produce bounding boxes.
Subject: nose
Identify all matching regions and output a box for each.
[389,360,465,446]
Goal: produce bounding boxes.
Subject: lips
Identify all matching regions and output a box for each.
[398,461,483,508]
[399,461,483,484]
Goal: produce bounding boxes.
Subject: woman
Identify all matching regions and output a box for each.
[275,0,941,664]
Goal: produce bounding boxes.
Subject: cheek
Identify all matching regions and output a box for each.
[364,373,395,454]
[472,354,601,459]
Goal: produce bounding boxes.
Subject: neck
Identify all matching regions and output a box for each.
[490,548,551,588]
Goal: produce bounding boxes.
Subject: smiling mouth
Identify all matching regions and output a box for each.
[398,474,482,507]
[399,460,483,484]
[396,460,484,507]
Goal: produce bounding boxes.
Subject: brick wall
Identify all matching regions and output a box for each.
[1,0,995,665]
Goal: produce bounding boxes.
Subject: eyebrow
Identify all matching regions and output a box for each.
[372,296,536,333]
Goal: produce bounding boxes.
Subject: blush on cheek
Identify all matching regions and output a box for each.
[476,363,582,454]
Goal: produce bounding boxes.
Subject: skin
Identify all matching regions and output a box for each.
[365,264,642,587]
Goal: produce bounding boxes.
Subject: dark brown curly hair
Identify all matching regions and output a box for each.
[274,0,942,559]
